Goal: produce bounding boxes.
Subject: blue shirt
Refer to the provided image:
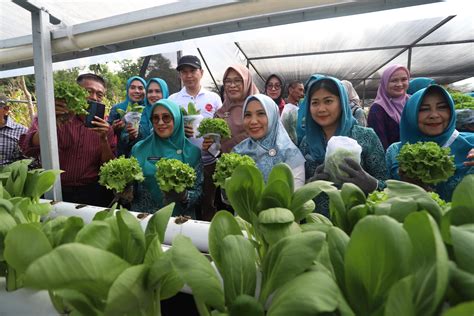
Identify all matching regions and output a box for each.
[0,117,27,166]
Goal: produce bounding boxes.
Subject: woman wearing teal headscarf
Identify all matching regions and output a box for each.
[108,76,147,156]
[386,85,474,201]
[299,75,387,217]
[233,94,306,188]
[407,77,435,95]
[138,78,170,140]
[130,99,202,217]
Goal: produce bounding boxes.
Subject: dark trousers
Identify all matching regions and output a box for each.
[62,182,114,207]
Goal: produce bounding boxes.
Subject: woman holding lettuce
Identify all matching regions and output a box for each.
[130,99,203,217]
[299,75,387,217]
[386,85,474,201]
[233,94,306,188]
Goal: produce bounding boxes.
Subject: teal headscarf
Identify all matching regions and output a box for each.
[387,85,474,200]
[304,75,357,163]
[233,94,305,181]
[131,99,201,205]
[140,78,170,139]
[108,76,147,124]
[407,77,435,95]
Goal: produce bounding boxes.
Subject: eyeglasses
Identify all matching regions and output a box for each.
[152,113,173,123]
[266,84,281,90]
[223,79,244,87]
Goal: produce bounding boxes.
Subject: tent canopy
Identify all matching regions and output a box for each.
[1,0,473,97]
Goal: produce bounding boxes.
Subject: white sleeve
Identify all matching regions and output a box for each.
[292,164,306,190]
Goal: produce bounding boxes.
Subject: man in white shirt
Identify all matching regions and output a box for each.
[169,55,222,220]
[281,80,304,144]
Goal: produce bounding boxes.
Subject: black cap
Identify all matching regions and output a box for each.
[177,55,202,71]
[0,94,8,107]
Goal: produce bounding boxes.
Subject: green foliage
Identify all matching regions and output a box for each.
[398,141,455,185]
[324,148,359,185]
[449,90,474,109]
[155,158,196,193]
[197,118,232,139]
[53,81,89,115]
[181,102,201,115]
[99,156,144,193]
[116,102,144,118]
[213,153,256,188]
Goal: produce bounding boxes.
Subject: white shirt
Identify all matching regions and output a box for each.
[169,86,222,119]
[169,86,223,164]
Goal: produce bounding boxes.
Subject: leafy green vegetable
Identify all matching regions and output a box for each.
[155,158,196,193]
[99,156,144,193]
[324,148,359,185]
[181,102,201,115]
[116,102,145,118]
[197,118,232,139]
[213,153,256,188]
[54,81,89,115]
[449,90,474,110]
[397,141,455,185]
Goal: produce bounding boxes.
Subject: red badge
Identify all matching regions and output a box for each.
[205,103,213,112]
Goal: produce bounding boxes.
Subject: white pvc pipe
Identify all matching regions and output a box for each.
[46,200,211,252]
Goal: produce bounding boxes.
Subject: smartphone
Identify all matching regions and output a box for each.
[85,101,106,128]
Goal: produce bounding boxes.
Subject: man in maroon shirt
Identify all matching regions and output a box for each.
[20,73,116,206]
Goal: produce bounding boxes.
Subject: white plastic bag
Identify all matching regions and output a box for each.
[124,112,142,130]
[323,136,362,185]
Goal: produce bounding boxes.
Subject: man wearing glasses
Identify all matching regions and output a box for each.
[20,73,116,206]
[0,94,28,166]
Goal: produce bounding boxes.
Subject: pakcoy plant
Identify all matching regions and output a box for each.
[116,102,145,118]
[170,163,352,315]
[3,203,183,316]
[180,102,201,116]
[0,159,61,290]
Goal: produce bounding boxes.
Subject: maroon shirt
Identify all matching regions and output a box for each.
[20,115,116,186]
[367,103,400,151]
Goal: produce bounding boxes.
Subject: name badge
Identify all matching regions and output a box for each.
[147,156,161,162]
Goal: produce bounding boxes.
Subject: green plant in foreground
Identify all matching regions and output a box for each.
[155,158,196,193]
[3,203,181,316]
[397,141,455,185]
[99,156,144,193]
[213,153,256,188]
[181,102,201,115]
[54,81,89,115]
[197,118,232,139]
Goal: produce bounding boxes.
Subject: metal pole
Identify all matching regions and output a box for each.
[407,47,412,72]
[31,9,62,200]
[362,79,366,108]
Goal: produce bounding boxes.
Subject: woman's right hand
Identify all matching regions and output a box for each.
[202,136,215,151]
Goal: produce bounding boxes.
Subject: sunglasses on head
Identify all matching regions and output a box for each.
[152,113,173,123]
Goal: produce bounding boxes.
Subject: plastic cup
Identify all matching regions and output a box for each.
[183,114,203,137]
[203,133,221,157]
[124,112,142,130]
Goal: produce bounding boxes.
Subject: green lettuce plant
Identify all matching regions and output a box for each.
[54,81,89,116]
[181,102,201,115]
[155,158,196,193]
[197,118,231,139]
[397,141,455,185]
[99,156,144,193]
[213,153,256,188]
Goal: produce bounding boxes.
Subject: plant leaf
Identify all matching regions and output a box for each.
[24,243,130,300]
[327,226,349,292]
[105,265,153,315]
[344,215,412,315]
[145,203,174,246]
[219,235,257,306]
[75,221,112,250]
[0,207,16,260]
[225,165,264,223]
[260,179,291,210]
[260,231,325,304]
[4,223,52,274]
[209,210,243,270]
[147,249,184,300]
[290,180,335,221]
[171,234,225,311]
[403,211,449,315]
[267,271,340,315]
[340,183,366,210]
[451,225,474,274]
[442,301,474,316]
[229,295,264,316]
[448,261,474,301]
[116,210,146,264]
[384,275,416,316]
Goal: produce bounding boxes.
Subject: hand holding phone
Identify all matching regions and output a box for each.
[85,101,106,128]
